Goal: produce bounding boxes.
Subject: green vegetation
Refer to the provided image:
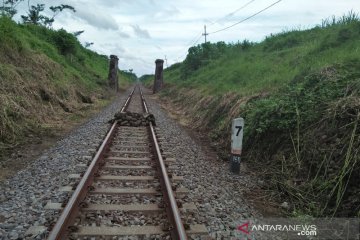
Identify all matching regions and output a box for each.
[152,11,360,97]
[0,16,134,158]
[145,12,360,217]
[22,3,75,27]
[0,0,23,18]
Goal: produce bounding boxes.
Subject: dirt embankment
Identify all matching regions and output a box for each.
[152,62,360,217]
[0,46,115,182]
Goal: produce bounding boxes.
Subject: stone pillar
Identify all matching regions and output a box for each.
[108,55,119,92]
[153,59,164,94]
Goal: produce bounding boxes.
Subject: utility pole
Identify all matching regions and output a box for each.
[202,25,208,44]
[164,55,168,68]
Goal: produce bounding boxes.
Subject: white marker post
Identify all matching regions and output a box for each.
[230,118,244,173]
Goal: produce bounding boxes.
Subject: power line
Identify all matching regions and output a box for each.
[191,34,203,47]
[172,0,257,62]
[172,0,281,63]
[173,32,202,57]
[174,33,202,62]
[209,0,256,26]
[175,34,202,61]
[173,1,255,62]
[184,32,203,48]
[209,0,282,35]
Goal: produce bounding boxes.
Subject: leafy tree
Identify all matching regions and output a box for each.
[52,29,77,55]
[21,2,75,27]
[0,0,23,18]
[21,4,49,25]
[48,4,75,27]
[182,41,228,77]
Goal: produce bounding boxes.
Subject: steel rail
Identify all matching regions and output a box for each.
[48,87,136,240]
[121,87,136,113]
[139,86,188,240]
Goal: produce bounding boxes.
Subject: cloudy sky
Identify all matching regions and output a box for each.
[14,0,360,76]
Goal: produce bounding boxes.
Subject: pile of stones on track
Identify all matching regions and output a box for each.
[109,111,156,127]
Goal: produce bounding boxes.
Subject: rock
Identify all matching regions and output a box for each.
[9,231,18,239]
[109,111,156,126]
[257,180,264,185]
[280,202,290,210]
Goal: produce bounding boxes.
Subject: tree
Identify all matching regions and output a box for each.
[0,0,23,18]
[181,41,229,78]
[48,4,75,27]
[21,2,75,27]
[21,4,50,25]
[53,29,77,55]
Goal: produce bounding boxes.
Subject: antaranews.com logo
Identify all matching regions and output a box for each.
[237,221,316,237]
[234,218,359,240]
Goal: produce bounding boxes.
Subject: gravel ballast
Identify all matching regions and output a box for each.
[144,90,260,239]
[0,92,130,239]
[0,86,259,239]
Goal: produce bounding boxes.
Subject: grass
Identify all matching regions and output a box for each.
[151,11,360,97]
[144,12,360,217]
[0,16,135,158]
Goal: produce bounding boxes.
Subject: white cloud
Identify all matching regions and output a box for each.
[153,5,180,19]
[75,8,118,31]
[131,24,151,39]
[11,0,360,76]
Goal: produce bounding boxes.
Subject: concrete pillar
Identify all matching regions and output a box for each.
[153,59,164,93]
[230,118,244,174]
[108,55,119,91]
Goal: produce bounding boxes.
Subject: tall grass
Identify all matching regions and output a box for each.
[152,13,360,217]
[155,12,360,98]
[321,10,359,27]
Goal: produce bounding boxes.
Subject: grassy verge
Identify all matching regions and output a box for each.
[144,13,360,217]
[0,17,135,161]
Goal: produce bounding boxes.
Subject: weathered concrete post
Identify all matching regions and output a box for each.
[153,59,164,93]
[230,118,244,174]
[108,55,119,92]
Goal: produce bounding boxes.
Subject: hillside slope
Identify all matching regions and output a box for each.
[143,14,360,217]
[0,17,134,161]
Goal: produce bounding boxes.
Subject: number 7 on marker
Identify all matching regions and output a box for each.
[235,126,242,136]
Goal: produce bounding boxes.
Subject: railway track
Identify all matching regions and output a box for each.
[45,85,207,239]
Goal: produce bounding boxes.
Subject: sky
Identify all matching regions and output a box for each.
[13,0,360,76]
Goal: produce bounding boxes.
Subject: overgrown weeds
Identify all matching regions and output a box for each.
[151,13,360,217]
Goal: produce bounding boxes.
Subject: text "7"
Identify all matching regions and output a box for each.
[235,126,242,136]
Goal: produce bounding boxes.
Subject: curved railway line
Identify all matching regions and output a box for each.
[45,85,208,239]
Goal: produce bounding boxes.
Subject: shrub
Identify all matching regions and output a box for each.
[52,29,77,55]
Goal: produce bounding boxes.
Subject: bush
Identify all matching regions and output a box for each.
[181,42,228,78]
[52,29,77,55]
